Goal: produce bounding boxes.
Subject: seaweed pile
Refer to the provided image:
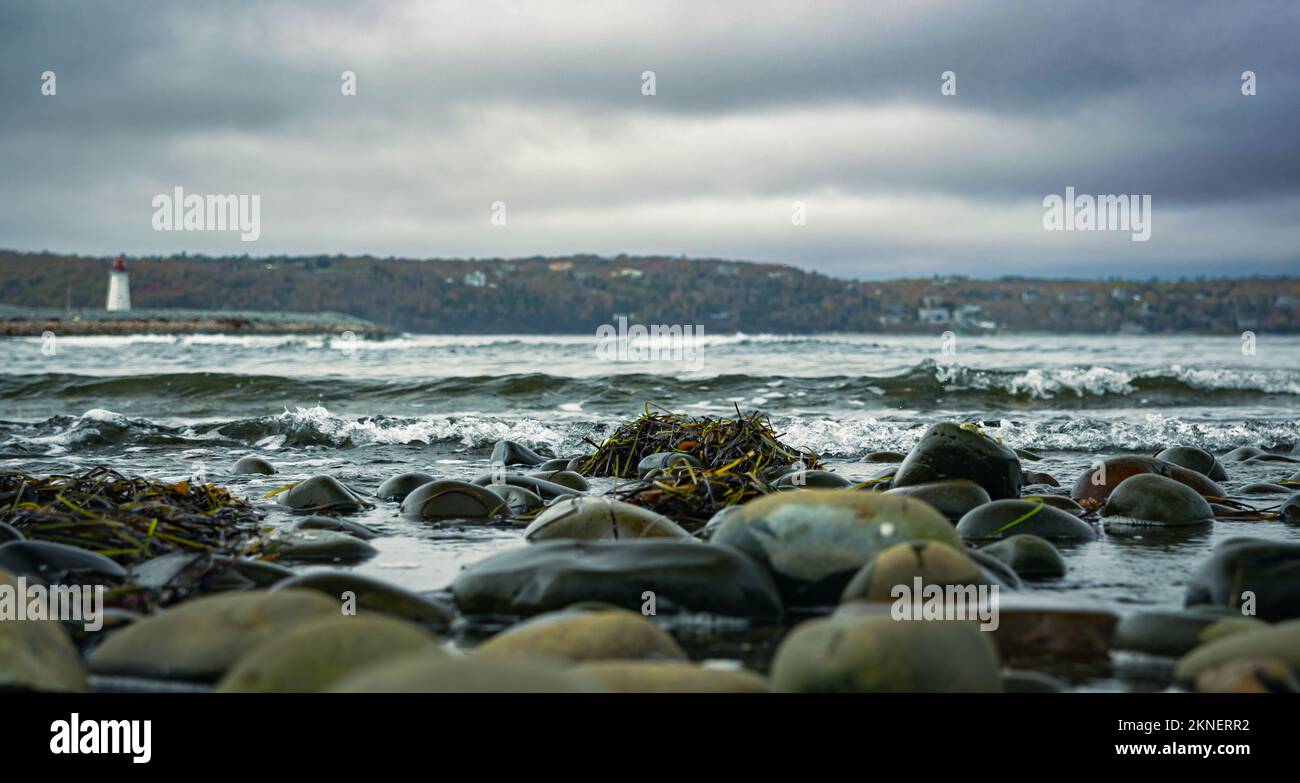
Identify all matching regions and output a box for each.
[0,466,266,565]
[580,405,820,479]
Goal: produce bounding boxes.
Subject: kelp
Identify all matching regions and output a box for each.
[579,404,821,479]
[611,450,777,532]
[0,466,266,564]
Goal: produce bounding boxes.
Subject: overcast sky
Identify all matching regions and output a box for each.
[1,0,1297,279]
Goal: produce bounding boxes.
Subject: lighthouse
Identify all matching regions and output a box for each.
[106,255,132,311]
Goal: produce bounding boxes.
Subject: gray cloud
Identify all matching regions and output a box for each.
[1,0,1297,278]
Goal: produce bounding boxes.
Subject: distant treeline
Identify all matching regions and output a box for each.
[1,250,1297,334]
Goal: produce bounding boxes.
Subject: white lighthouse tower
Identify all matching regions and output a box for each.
[106,255,132,311]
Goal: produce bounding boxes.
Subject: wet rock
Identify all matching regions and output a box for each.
[1222,446,1264,462]
[283,475,371,514]
[982,593,1117,660]
[537,457,574,472]
[523,496,690,542]
[0,568,89,692]
[574,661,768,693]
[1280,494,1300,525]
[885,479,991,522]
[1243,453,1300,465]
[273,571,454,629]
[452,540,782,619]
[978,534,1067,578]
[770,614,1002,693]
[1114,607,1249,658]
[1198,615,1271,644]
[772,470,854,489]
[1102,474,1214,527]
[864,451,906,463]
[292,515,379,540]
[333,654,601,693]
[231,455,276,475]
[490,439,550,467]
[1001,669,1067,693]
[1194,658,1299,693]
[266,529,378,562]
[840,540,1010,603]
[1239,482,1291,495]
[1022,494,1086,515]
[566,456,594,473]
[376,472,436,502]
[1071,456,1224,504]
[470,473,582,499]
[0,540,126,585]
[1174,620,1300,684]
[215,615,442,692]
[701,505,744,540]
[128,552,293,599]
[475,607,685,662]
[892,422,1022,500]
[637,452,704,478]
[0,522,22,542]
[711,489,959,607]
[1184,538,1300,621]
[485,484,545,517]
[956,499,1098,541]
[1022,471,1060,487]
[1155,446,1225,480]
[400,479,508,522]
[526,470,590,492]
[88,589,340,681]
[1014,448,1043,462]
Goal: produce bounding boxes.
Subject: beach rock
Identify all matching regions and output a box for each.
[523,496,690,542]
[637,452,704,478]
[1198,615,1271,644]
[573,661,768,693]
[864,451,906,463]
[1243,454,1300,465]
[1184,538,1300,621]
[0,522,22,543]
[892,422,1022,500]
[490,439,550,467]
[1174,620,1300,684]
[128,552,293,597]
[1239,482,1291,495]
[452,540,782,619]
[1071,456,1224,504]
[1194,658,1299,693]
[272,571,454,629]
[1101,474,1214,527]
[215,615,442,692]
[1001,669,1067,693]
[231,455,276,475]
[470,473,582,499]
[701,505,744,540]
[711,489,960,607]
[333,654,600,693]
[770,614,1002,693]
[1223,446,1264,462]
[536,457,574,472]
[475,607,685,662]
[982,594,1117,659]
[292,515,379,540]
[1014,447,1043,462]
[485,484,545,517]
[376,472,436,502]
[978,534,1067,578]
[1114,607,1251,658]
[956,499,1098,541]
[840,540,1009,603]
[772,470,854,489]
[266,529,378,562]
[1280,494,1300,525]
[566,456,593,473]
[88,589,340,681]
[282,475,371,514]
[0,568,89,692]
[0,540,126,585]
[400,479,507,522]
[526,470,590,492]
[1155,446,1226,480]
[885,479,991,522]
[1022,494,1086,515]
[1022,471,1060,487]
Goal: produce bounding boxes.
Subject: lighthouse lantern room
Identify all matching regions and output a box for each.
[106,255,132,311]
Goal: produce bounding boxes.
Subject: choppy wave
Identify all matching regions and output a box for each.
[4,361,1300,414]
[3,404,1297,458]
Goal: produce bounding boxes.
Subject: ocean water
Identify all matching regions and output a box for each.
[3,332,1299,687]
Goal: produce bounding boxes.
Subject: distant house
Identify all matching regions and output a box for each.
[1020,290,1040,302]
[462,270,487,287]
[548,260,573,272]
[918,306,951,325]
[614,268,644,279]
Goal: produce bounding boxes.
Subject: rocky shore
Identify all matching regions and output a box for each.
[3,416,1299,694]
[0,305,389,337]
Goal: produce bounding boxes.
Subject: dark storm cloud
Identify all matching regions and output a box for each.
[0,0,1297,277]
